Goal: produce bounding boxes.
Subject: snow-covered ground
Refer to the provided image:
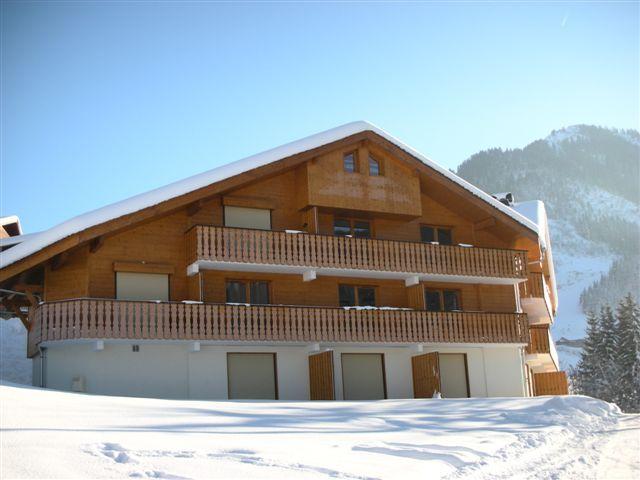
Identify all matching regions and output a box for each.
[1,382,638,480]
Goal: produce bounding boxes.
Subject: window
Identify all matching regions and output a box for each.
[425,289,461,312]
[333,218,371,238]
[339,284,376,307]
[443,290,461,311]
[226,280,270,304]
[333,218,352,237]
[425,290,442,312]
[224,206,271,230]
[368,156,381,176]
[343,151,357,173]
[420,225,453,245]
[116,272,169,301]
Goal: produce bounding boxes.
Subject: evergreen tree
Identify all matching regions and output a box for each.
[573,297,640,412]
[574,310,602,398]
[614,294,640,412]
[597,306,620,403]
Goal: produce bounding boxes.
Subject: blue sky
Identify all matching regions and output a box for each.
[1,1,638,233]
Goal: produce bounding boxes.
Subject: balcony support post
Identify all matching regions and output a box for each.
[404,276,420,287]
[302,270,317,282]
[187,262,199,277]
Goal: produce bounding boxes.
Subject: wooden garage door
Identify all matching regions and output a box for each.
[309,351,335,400]
[412,352,441,398]
[227,353,278,399]
[341,354,386,400]
[534,371,569,396]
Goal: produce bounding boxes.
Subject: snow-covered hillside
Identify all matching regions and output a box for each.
[1,382,638,479]
[0,318,32,385]
[457,125,640,368]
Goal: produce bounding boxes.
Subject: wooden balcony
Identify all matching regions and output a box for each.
[519,272,554,323]
[526,325,551,354]
[27,299,529,356]
[186,226,528,282]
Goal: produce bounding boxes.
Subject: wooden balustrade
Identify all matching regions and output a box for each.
[187,226,528,279]
[526,325,551,354]
[27,299,529,354]
[519,272,547,298]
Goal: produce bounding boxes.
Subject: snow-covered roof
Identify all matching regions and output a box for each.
[0,121,540,270]
[0,232,41,249]
[0,216,22,236]
[512,200,557,308]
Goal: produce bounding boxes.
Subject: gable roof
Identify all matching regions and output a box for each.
[0,121,540,272]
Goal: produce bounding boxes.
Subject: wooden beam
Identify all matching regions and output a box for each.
[1,298,29,330]
[89,236,105,253]
[24,290,39,307]
[474,217,496,231]
[187,199,206,217]
[12,283,43,294]
[50,251,69,271]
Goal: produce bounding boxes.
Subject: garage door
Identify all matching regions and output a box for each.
[341,353,386,400]
[439,353,469,398]
[227,353,277,399]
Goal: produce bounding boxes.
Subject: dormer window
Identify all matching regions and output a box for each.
[368,156,381,176]
[343,151,357,173]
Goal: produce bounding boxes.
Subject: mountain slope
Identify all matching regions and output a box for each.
[456,125,640,367]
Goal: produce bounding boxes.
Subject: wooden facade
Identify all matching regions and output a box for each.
[3,126,566,397]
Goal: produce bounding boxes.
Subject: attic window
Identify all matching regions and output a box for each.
[343,151,357,173]
[368,156,381,176]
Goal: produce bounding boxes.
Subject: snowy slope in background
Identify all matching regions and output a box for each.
[0,318,32,385]
[457,125,640,369]
[1,382,638,479]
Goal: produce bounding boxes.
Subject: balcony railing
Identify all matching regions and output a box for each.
[519,272,554,321]
[27,299,529,356]
[187,226,528,280]
[519,272,547,298]
[526,325,551,354]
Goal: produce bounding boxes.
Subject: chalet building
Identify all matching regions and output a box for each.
[0,122,568,400]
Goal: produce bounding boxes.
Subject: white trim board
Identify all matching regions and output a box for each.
[187,260,525,286]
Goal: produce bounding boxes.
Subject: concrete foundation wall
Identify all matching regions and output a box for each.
[36,342,526,400]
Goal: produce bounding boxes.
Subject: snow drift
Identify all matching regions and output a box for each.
[1,382,636,479]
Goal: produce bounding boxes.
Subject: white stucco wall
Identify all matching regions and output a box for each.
[37,342,526,400]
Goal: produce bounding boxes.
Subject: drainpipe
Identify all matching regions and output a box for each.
[37,346,47,388]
